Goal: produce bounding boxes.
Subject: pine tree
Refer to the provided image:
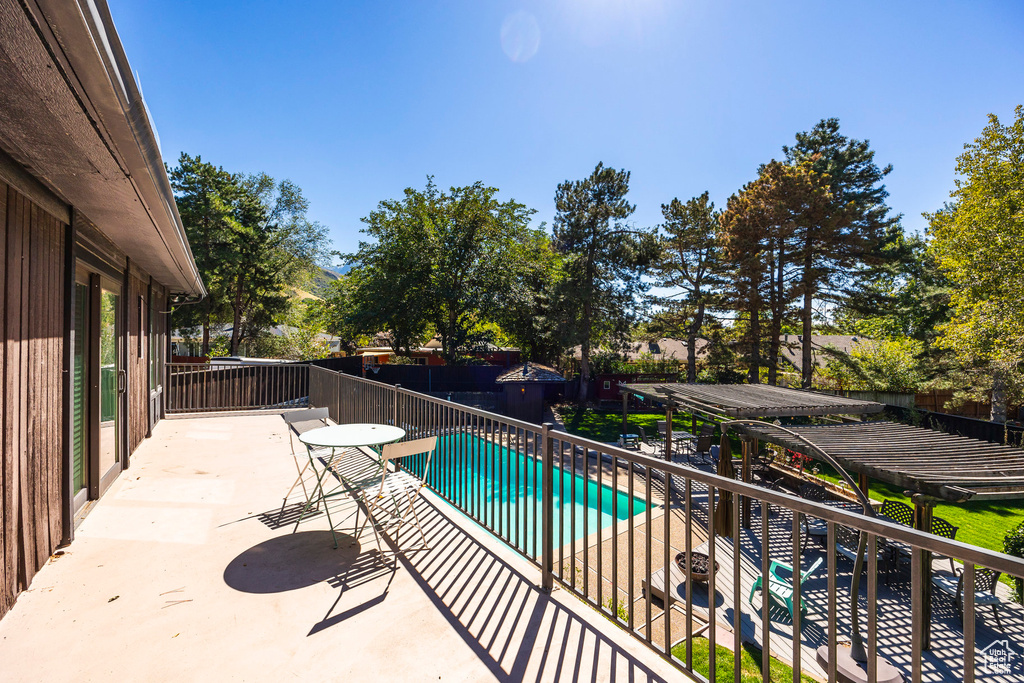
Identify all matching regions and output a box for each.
[549,163,657,402]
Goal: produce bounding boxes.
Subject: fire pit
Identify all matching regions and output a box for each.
[675,551,719,582]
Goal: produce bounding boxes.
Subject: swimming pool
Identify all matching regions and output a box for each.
[403,432,647,555]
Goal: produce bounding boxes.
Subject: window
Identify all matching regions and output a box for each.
[603,381,611,390]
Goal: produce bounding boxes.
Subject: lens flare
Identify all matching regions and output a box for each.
[500,11,541,63]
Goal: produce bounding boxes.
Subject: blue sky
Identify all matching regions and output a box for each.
[113,0,1023,262]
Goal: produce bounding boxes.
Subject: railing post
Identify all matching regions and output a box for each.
[394,384,401,428]
[541,422,554,593]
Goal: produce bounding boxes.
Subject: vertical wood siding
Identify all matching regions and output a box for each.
[1,181,66,620]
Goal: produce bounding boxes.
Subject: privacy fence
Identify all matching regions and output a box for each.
[309,358,505,393]
[309,365,1024,683]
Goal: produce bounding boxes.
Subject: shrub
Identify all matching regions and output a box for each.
[1003,520,1024,602]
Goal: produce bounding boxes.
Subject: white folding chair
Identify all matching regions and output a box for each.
[355,436,437,554]
[281,408,331,508]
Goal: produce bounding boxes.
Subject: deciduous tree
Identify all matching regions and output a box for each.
[928,105,1024,423]
[170,156,331,357]
[349,178,537,363]
[168,153,237,355]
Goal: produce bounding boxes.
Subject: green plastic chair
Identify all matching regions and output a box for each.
[749,557,823,619]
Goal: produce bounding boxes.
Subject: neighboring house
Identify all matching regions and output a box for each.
[355,345,445,366]
[0,0,203,619]
[622,338,708,362]
[571,338,709,364]
[777,334,871,371]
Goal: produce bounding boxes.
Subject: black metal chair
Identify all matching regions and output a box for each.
[932,566,1004,629]
[750,449,782,490]
[930,515,960,573]
[877,499,916,570]
[878,499,915,527]
[689,423,716,466]
[834,523,894,584]
[797,483,830,546]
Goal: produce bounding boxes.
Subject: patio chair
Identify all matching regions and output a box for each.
[796,483,830,546]
[750,449,782,490]
[281,408,331,508]
[749,556,824,620]
[878,499,915,527]
[929,515,960,573]
[355,436,438,554]
[877,499,916,569]
[931,566,1004,629]
[834,524,893,584]
[689,424,716,466]
[638,426,663,457]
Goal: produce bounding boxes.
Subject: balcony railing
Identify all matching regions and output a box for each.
[309,365,1024,683]
[166,362,309,413]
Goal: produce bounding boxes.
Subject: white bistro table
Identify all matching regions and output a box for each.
[297,423,406,547]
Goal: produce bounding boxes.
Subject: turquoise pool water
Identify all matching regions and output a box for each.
[405,432,647,554]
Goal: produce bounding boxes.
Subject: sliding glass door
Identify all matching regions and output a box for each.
[98,285,120,480]
[71,266,125,512]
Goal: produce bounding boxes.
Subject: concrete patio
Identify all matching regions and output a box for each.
[0,412,681,682]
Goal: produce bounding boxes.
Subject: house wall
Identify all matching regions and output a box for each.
[0,181,67,619]
[0,182,172,621]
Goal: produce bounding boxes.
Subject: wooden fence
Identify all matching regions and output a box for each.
[914,388,1023,420]
[821,389,916,409]
[309,358,505,393]
[165,362,309,413]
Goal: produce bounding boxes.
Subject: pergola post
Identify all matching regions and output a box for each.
[665,407,674,462]
[621,392,628,445]
[912,494,936,651]
[741,437,752,528]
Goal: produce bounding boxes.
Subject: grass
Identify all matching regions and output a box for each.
[671,638,817,683]
[555,406,743,451]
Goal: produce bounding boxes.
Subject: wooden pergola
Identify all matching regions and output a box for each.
[618,382,886,532]
[730,419,1024,652]
[618,383,884,477]
[731,420,1024,503]
[621,382,885,419]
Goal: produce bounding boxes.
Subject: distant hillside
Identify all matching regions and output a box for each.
[309,265,350,296]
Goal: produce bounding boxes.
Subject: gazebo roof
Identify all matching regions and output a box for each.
[496,362,565,384]
[733,420,1024,502]
[621,382,884,418]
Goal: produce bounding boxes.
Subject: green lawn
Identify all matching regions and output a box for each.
[556,406,741,449]
[671,638,816,683]
[557,407,1024,555]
